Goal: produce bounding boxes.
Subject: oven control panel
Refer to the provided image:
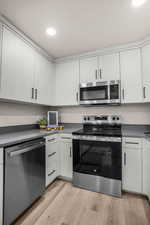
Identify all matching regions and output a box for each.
[83,115,121,124]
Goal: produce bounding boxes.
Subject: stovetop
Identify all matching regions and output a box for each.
[72,128,122,137]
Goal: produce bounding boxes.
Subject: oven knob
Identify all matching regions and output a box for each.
[87,117,90,120]
[84,117,87,121]
[112,117,116,121]
[117,117,120,120]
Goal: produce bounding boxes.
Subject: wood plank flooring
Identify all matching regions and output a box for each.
[13,180,150,225]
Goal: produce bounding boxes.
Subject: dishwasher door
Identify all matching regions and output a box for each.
[4,138,45,225]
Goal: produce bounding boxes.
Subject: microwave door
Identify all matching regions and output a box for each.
[80,85,108,104]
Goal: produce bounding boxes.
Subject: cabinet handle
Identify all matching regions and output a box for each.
[35,88,38,100]
[125,142,139,145]
[95,70,98,80]
[70,147,72,157]
[122,89,124,100]
[48,152,56,157]
[48,170,56,176]
[124,152,126,166]
[48,138,56,142]
[76,92,79,102]
[31,88,34,99]
[143,87,146,99]
[99,69,102,79]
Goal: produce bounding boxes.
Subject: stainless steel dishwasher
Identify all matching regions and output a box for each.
[3,138,45,225]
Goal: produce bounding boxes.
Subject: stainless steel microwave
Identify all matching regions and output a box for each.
[79,80,120,105]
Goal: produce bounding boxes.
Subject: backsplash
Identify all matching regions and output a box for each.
[0,102,48,127]
[57,104,150,125]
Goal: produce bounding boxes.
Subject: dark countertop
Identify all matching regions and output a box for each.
[0,123,82,148]
[122,124,150,138]
[0,123,149,148]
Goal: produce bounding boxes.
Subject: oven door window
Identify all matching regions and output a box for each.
[73,140,121,180]
[110,84,119,100]
[80,86,108,101]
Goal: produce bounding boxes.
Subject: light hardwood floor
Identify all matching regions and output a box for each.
[13,180,150,225]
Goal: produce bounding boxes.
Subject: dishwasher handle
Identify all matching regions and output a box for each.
[9,142,45,157]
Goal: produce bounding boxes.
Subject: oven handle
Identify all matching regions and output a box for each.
[73,136,121,142]
[9,142,45,157]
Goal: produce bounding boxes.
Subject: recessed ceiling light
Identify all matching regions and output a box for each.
[46,27,56,36]
[132,0,147,7]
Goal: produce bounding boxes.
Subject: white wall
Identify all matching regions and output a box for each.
[0,101,48,127]
[57,104,150,124]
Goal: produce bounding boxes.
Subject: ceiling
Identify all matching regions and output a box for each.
[0,0,150,59]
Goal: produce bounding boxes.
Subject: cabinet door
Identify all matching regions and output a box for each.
[122,147,142,193]
[99,53,120,81]
[0,27,35,102]
[142,44,150,102]
[80,56,98,83]
[34,52,55,105]
[55,60,79,106]
[60,140,72,179]
[120,49,143,103]
[143,139,150,200]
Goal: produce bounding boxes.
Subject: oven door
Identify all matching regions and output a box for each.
[73,137,122,180]
[80,83,108,105]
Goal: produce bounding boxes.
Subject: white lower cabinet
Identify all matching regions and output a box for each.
[122,138,142,193]
[45,134,59,187]
[0,149,3,225]
[143,138,150,200]
[59,134,73,180]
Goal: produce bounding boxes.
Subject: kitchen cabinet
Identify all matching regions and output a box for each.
[59,134,73,179]
[0,26,35,102]
[34,52,55,105]
[0,149,3,225]
[55,60,79,106]
[45,134,59,187]
[99,53,120,81]
[120,49,143,103]
[80,53,120,83]
[143,138,150,200]
[122,137,142,193]
[142,44,150,102]
[80,56,98,83]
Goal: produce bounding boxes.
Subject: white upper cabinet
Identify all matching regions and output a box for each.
[79,53,120,83]
[99,53,120,81]
[120,49,143,103]
[55,60,79,106]
[34,52,55,105]
[142,44,150,102]
[0,27,35,102]
[80,56,98,83]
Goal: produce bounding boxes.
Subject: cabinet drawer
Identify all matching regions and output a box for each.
[47,155,58,171]
[123,137,142,149]
[60,134,72,142]
[46,169,57,186]
[46,134,58,142]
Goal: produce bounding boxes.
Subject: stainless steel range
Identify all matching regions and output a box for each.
[72,115,122,197]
